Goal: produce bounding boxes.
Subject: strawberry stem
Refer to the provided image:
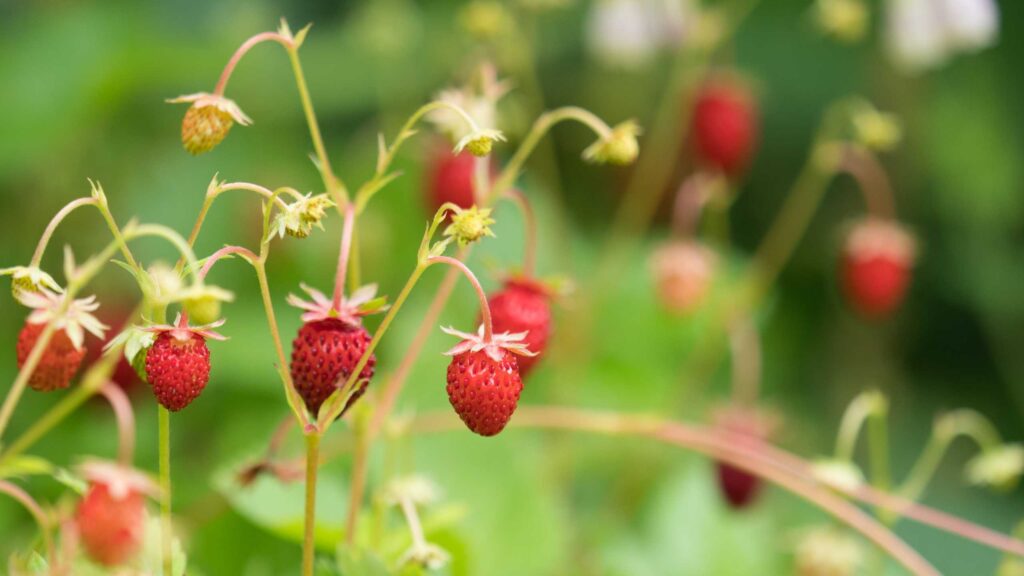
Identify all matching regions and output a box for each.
[99,381,136,466]
[158,406,173,576]
[332,204,357,312]
[0,480,54,567]
[213,31,295,97]
[302,433,321,576]
[426,256,493,342]
[728,318,761,406]
[837,145,897,220]
[503,190,538,277]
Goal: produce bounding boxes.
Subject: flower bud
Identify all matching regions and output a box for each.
[2,266,61,301]
[852,107,903,152]
[443,205,496,247]
[180,285,234,325]
[966,444,1024,492]
[455,128,506,157]
[583,121,641,165]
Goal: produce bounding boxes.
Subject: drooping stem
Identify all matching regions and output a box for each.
[728,318,761,406]
[200,245,260,279]
[0,480,54,566]
[670,174,714,238]
[302,432,321,576]
[29,197,98,267]
[838,145,897,219]
[99,382,135,466]
[425,256,492,341]
[332,205,357,311]
[473,155,491,205]
[489,107,614,203]
[214,32,295,96]
[158,406,173,576]
[898,410,1002,502]
[835,391,887,463]
[398,495,427,550]
[503,190,538,277]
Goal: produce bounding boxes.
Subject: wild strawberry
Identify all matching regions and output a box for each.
[2,265,61,300]
[442,325,534,436]
[840,218,915,318]
[75,460,157,567]
[425,146,498,215]
[649,240,716,314]
[691,77,759,176]
[713,406,775,509]
[288,284,388,417]
[15,290,107,392]
[143,317,225,411]
[167,92,252,155]
[486,279,552,376]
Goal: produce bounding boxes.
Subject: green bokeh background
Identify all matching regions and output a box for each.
[1,0,1022,574]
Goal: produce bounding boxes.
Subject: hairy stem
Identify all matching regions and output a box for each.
[158,406,173,576]
[286,46,345,202]
[214,31,294,96]
[425,256,492,341]
[99,381,136,466]
[302,432,321,576]
[29,197,98,267]
[332,204,356,310]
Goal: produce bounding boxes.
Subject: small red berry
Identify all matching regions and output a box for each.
[16,323,85,392]
[287,284,388,418]
[77,482,146,566]
[426,148,480,214]
[691,77,759,176]
[290,319,375,416]
[442,326,534,436]
[145,331,213,412]
[717,461,762,509]
[649,240,716,314]
[486,279,552,376]
[713,406,775,510]
[841,218,915,318]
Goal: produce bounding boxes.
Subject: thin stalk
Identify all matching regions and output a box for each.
[425,256,493,341]
[897,410,1002,502]
[503,190,538,277]
[835,392,886,463]
[0,320,61,441]
[302,433,322,576]
[158,406,173,576]
[0,480,54,566]
[838,145,897,219]
[99,382,136,466]
[254,260,309,427]
[728,318,761,406]
[29,197,98,267]
[345,420,369,545]
[286,46,345,201]
[332,205,356,310]
[213,32,294,96]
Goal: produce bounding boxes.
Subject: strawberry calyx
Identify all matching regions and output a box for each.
[79,459,160,500]
[166,92,252,126]
[286,283,388,326]
[142,314,227,343]
[441,324,537,362]
[844,217,916,263]
[18,288,108,350]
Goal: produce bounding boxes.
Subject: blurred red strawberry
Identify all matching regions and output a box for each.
[841,218,915,318]
[691,77,759,176]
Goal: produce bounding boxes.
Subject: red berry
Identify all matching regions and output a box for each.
[841,218,915,318]
[716,462,762,509]
[76,482,145,566]
[691,78,759,176]
[426,149,476,213]
[713,406,775,510]
[16,323,84,392]
[486,280,552,376]
[290,319,375,417]
[446,348,523,436]
[145,331,212,411]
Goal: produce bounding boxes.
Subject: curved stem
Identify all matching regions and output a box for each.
[302,432,321,576]
[838,145,897,219]
[215,182,295,209]
[99,381,135,466]
[332,205,356,311]
[425,256,492,341]
[158,406,173,576]
[898,410,1002,501]
[0,480,54,566]
[489,106,613,203]
[835,391,887,462]
[95,199,140,271]
[671,174,713,238]
[199,245,259,280]
[254,259,310,428]
[132,224,204,285]
[214,32,294,96]
[29,197,98,267]
[503,190,537,276]
[344,419,369,545]
[413,407,939,575]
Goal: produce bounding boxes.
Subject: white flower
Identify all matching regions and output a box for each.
[585,0,696,69]
[18,289,108,350]
[885,0,999,73]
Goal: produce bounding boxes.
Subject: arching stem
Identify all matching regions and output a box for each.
[425,256,492,342]
[213,32,295,96]
[728,318,761,406]
[0,481,54,567]
[99,381,136,466]
[332,205,357,311]
[838,145,897,220]
[29,197,98,267]
[503,190,538,277]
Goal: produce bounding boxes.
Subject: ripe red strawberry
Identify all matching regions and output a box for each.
[288,283,387,417]
[649,240,716,314]
[144,318,224,411]
[486,279,552,376]
[717,461,761,509]
[426,147,491,214]
[76,461,156,567]
[841,218,915,318]
[442,325,534,436]
[691,77,759,176]
[14,290,107,392]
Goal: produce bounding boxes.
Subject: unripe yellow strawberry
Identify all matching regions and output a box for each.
[182,105,234,155]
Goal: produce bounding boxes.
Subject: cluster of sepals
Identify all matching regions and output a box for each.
[0,5,1019,576]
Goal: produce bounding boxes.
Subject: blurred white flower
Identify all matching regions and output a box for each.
[885,0,999,73]
[585,0,696,69]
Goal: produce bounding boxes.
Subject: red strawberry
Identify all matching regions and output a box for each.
[442,325,534,436]
[288,283,388,417]
[841,218,915,318]
[713,406,775,510]
[75,461,156,567]
[427,148,476,213]
[486,279,552,376]
[143,318,224,411]
[649,240,716,314]
[691,77,759,176]
[14,290,107,392]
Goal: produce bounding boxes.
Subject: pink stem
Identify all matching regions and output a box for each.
[839,146,897,220]
[178,245,258,328]
[426,256,493,342]
[670,174,710,238]
[214,32,294,96]
[504,190,538,277]
[0,480,54,566]
[30,197,98,267]
[332,204,356,311]
[99,381,135,465]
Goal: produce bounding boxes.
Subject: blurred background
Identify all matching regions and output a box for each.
[1,0,1022,574]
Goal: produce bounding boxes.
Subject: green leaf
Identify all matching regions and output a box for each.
[0,456,54,480]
